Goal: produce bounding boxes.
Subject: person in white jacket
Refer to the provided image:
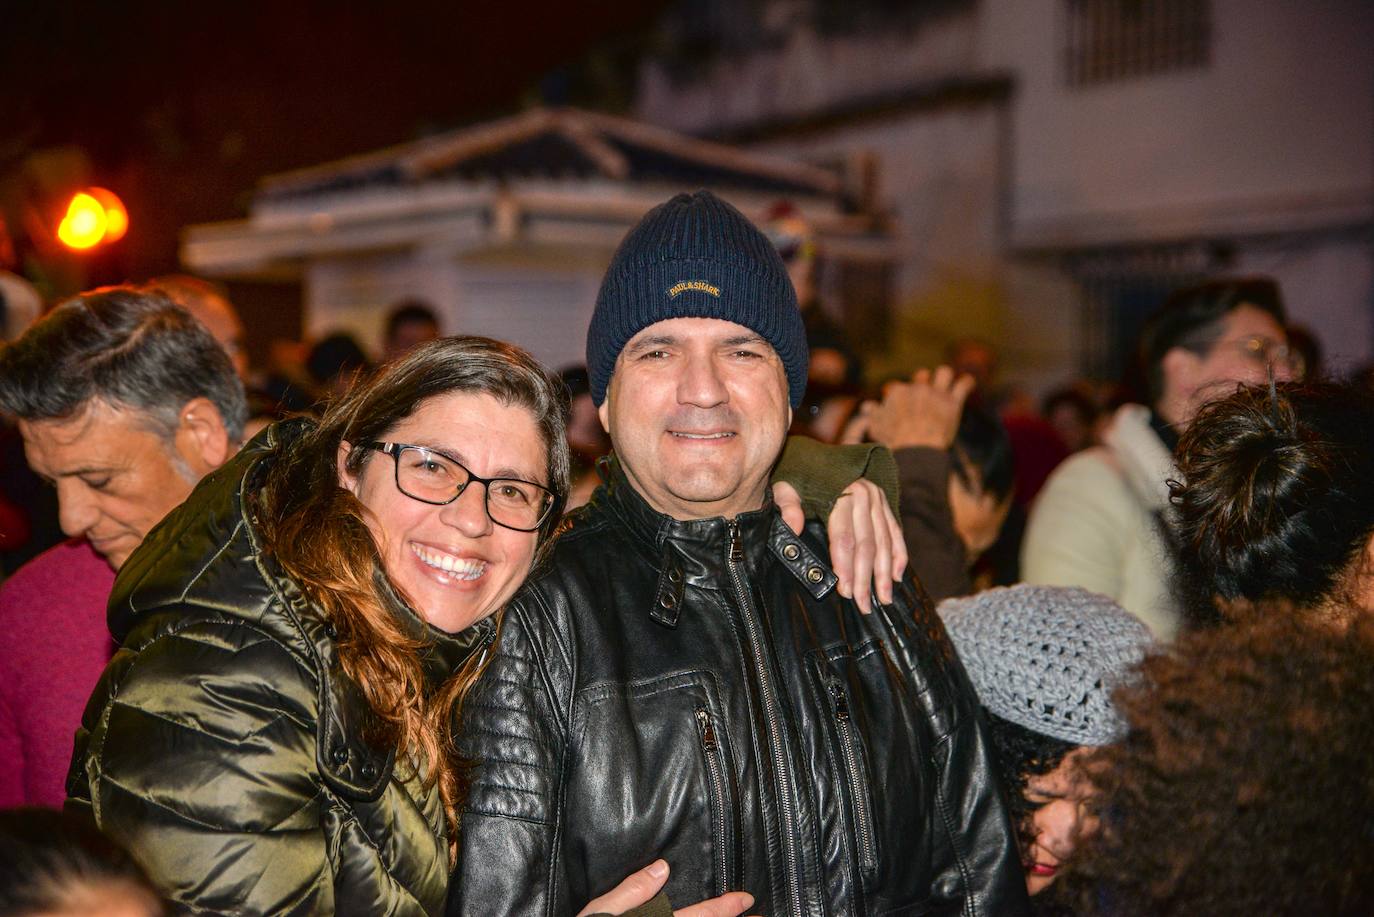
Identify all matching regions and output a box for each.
[1021,278,1299,639]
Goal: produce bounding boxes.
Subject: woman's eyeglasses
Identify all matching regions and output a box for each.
[365,442,557,532]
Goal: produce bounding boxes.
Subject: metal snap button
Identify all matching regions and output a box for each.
[806,566,824,584]
[331,745,348,766]
[323,623,337,639]
[782,543,800,561]
[667,568,682,583]
[360,762,377,781]
[660,592,677,609]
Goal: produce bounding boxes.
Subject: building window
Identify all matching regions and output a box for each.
[1062,0,1211,88]
[1065,245,1209,383]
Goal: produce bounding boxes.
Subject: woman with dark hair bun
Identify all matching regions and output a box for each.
[1171,380,1374,628]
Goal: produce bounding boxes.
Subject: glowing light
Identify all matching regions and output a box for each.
[57,193,108,249]
[56,188,128,250]
[90,188,128,242]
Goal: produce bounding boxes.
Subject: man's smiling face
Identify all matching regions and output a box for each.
[598,316,792,520]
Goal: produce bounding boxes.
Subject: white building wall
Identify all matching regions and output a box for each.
[304,250,605,371]
[636,12,982,135]
[449,260,604,373]
[752,107,1082,394]
[305,251,463,355]
[636,0,1374,381]
[978,0,1374,370]
[979,0,1374,241]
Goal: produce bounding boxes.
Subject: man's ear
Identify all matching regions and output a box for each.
[597,399,610,434]
[173,397,231,477]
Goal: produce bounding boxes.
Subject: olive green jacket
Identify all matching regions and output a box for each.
[67,422,489,916]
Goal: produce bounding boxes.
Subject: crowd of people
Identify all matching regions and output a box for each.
[0,189,1370,916]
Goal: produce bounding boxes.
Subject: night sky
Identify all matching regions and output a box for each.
[2,1,669,282]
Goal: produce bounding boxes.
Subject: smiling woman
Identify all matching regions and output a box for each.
[338,394,557,633]
[67,337,570,915]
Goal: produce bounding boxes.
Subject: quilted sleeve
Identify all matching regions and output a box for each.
[67,620,333,916]
[449,598,572,916]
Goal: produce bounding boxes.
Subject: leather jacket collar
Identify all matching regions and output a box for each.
[593,460,837,626]
[598,460,776,563]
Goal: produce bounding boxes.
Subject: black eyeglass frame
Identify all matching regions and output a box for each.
[1176,332,1303,375]
[365,441,558,533]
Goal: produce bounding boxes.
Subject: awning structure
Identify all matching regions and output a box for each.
[181,106,895,280]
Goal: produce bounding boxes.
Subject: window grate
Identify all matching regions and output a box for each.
[1062,0,1211,88]
[1066,246,1210,382]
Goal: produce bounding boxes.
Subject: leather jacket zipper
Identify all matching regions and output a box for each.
[474,618,496,669]
[727,519,804,917]
[829,681,877,877]
[695,705,739,895]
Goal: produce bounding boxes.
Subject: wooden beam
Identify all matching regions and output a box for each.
[402,108,558,178]
[555,114,630,180]
[576,109,845,196]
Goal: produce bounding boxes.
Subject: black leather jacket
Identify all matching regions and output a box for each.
[450,470,1028,917]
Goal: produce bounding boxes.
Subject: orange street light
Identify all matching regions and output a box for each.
[56,188,127,250]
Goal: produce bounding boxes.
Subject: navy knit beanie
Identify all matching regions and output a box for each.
[586,190,808,407]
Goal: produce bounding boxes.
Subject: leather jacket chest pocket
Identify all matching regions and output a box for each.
[571,672,741,903]
[809,639,935,902]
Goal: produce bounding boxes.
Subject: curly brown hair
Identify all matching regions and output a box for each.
[1062,615,1374,915]
[252,336,569,862]
[1170,381,1374,628]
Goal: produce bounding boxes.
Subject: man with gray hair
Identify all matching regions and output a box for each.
[0,286,247,807]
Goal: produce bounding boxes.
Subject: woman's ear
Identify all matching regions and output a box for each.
[337,440,358,492]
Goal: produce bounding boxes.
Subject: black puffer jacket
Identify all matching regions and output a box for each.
[67,421,490,915]
[450,469,1028,917]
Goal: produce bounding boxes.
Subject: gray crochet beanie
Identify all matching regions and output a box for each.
[586,190,808,407]
[938,584,1154,746]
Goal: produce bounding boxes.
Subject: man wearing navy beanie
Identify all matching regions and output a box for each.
[453,191,1027,917]
[585,190,810,408]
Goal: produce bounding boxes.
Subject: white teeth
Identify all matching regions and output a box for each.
[411,544,486,581]
[671,432,733,439]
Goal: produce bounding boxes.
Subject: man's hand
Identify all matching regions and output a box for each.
[774,480,907,612]
[575,859,757,917]
[865,366,975,451]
